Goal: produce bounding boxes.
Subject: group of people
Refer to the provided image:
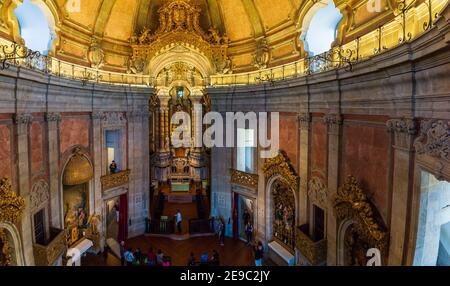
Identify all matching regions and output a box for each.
[120,241,171,266]
[187,250,220,266]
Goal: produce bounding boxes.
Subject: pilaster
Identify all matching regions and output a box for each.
[386,118,417,265]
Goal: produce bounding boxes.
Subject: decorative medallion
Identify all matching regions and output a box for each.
[253,39,270,70]
[30,180,50,213]
[87,38,104,69]
[308,176,328,209]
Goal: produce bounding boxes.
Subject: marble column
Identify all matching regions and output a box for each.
[190,88,204,151]
[14,113,35,266]
[298,113,311,226]
[46,113,61,229]
[386,118,417,265]
[324,114,342,266]
[91,112,104,248]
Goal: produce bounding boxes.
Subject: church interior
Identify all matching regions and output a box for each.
[0,0,449,267]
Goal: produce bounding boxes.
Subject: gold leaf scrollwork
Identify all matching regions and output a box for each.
[129,0,231,75]
[230,169,258,190]
[100,170,131,191]
[262,151,299,191]
[0,178,25,224]
[333,176,388,253]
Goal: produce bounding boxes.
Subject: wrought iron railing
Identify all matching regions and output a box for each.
[146,218,175,235]
[0,0,445,87]
[188,218,214,234]
[208,0,446,86]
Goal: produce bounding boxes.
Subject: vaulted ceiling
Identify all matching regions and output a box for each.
[0,0,404,73]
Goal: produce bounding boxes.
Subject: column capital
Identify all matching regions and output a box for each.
[45,112,61,122]
[14,113,33,125]
[323,114,342,135]
[386,118,417,150]
[298,113,311,130]
[91,111,104,120]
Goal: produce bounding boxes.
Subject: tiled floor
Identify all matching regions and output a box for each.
[82,235,261,266]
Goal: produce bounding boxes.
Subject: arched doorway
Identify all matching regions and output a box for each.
[263,152,299,264]
[334,176,388,266]
[0,178,26,266]
[61,147,93,247]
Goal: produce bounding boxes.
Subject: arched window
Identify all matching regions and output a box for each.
[301,0,343,56]
[14,0,54,55]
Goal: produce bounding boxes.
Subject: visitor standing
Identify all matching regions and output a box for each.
[156,249,164,265]
[211,250,220,266]
[245,221,254,246]
[119,241,125,266]
[176,209,182,233]
[109,160,118,174]
[124,248,135,266]
[187,252,196,266]
[254,241,264,266]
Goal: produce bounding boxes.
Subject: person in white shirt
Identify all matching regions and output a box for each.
[176,209,182,233]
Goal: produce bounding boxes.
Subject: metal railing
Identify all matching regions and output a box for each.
[189,218,214,234]
[0,0,445,87]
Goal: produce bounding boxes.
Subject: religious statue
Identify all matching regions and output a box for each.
[87,213,101,235]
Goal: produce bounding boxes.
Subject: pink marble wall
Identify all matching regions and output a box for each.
[279,113,299,173]
[0,124,12,179]
[60,118,90,153]
[341,123,390,221]
[30,121,44,174]
[311,119,327,179]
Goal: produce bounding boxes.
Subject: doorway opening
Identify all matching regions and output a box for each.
[413,171,450,266]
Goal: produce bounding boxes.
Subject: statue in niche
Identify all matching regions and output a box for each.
[344,225,369,266]
[272,181,295,247]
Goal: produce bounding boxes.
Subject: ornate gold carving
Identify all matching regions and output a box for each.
[308,176,328,209]
[296,226,327,265]
[262,151,299,191]
[0,228,12,266]
[87,38,104,69]
[333,176,388,252]
[129,0,231,75]
[0,178,25,224]
[230,169,258,190]
[414,119,450,161]
[33,228,66,266]
[272,180,296,252]
[100,169,131,191]
[62,148,93,186]
[253,39,270,70]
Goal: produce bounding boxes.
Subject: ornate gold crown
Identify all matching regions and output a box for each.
[0,178,25,224]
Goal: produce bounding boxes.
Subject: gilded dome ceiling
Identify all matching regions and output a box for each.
[0,0,420,75]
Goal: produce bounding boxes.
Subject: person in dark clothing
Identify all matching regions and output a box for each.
[245,222,253,246]
[254,241,264,266]
[187,252,196,266]
[109,160,118,174]
[211,250,220,266]
[119,241,125,266]
[147,247,156,266]
[134,248,142,265]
